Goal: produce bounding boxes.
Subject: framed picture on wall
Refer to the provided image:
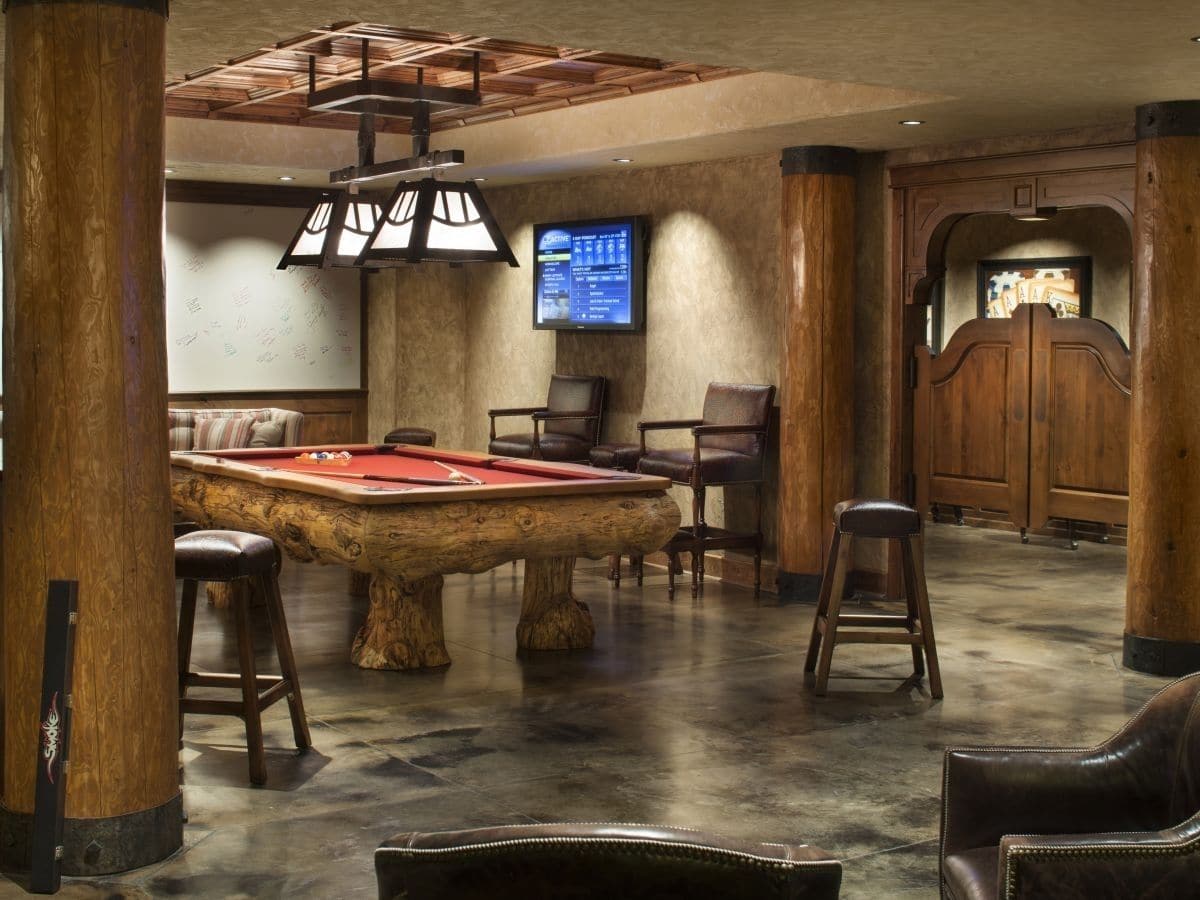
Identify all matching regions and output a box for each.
[976,256,1092,320]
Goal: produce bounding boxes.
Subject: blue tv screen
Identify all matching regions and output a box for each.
[532,216,647,331]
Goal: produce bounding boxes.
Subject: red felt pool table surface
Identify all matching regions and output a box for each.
[171,444,667,504]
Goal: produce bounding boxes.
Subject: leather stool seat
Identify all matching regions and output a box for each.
[174,530,277,582]
[833,498,921,538]
[384,427,436,446]
[589,442,643,471]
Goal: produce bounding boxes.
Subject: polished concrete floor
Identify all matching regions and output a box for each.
[6,523,1170,898]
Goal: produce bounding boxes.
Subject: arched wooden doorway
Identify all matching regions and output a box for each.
[886,143,1135,550]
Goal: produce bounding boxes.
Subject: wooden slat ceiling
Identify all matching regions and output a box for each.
[165,22,747,135]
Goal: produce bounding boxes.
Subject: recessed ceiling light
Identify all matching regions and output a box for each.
[278,175,295,182]
[612,157,633,164]
[470,177,487,182]
[899,119,925,126]
[164,167,175,175]
[1191,35,1200,42]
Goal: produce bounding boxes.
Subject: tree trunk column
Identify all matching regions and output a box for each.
[777,147,857,601]
[1125,101,1200,675]
[2,0,180,874]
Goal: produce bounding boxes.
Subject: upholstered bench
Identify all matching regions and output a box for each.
[168,407,304,451]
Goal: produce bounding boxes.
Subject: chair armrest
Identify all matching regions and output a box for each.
[531,410,598,421]
[637,418,703,432]
[941,747,1166,862]
[488,406,547,419]
[691,424,767,436]
[999,812,1200,899]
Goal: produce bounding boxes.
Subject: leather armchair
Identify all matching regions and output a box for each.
[488,374,606,462]
[376,822,842,900]
[637,382,776,597]
[941,672,1200,899]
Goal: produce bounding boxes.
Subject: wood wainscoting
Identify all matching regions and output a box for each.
[169,390,368,444]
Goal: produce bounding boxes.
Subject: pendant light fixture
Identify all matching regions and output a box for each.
[283,40,517,268]
[278,110,383,270]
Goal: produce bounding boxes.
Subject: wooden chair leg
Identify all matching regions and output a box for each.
[690,484,704,598]
[753,483,763,598]
[813,536,853,696]
[233,584,268,785]
[177,578,199,745]
[901,558,925,678]
[261,574,311,751]
[804,531,842,673]
[610,553,622,588]
[902,535,943,699]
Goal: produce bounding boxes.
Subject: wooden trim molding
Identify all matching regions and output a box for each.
[166,180,327,208]
[4,0,167,12]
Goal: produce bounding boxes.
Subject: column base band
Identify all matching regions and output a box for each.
[777,571,821,603]
[0,791,182,876]
[1123,633,1200,677]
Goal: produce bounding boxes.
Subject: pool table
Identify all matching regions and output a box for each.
[170,444,680,670]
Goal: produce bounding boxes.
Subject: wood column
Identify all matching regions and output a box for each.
[1124,101,1200,675]
[777,147,857,601]
[1,0,181,874]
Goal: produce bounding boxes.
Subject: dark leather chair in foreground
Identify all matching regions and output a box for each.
[941,672,1200,899]
[376,823,841,899]
[637,382,775,597]
[488,374,606,462]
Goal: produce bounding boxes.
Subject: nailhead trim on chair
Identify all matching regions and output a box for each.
[1003,837,1200,900]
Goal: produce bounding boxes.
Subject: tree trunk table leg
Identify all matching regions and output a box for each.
[351,573,451,670]
[516,557,596,651]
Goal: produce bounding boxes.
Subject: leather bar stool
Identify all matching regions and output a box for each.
[383,427,437,447]
[804,499,943,698]
[175,530,311,784]
[589,442,645,586]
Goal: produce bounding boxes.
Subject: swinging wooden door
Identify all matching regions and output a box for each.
[914,303,1130,530]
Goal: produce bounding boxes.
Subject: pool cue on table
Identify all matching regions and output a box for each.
[279,469,462,487]
[432,460,483,484]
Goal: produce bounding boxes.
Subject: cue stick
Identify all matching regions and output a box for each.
[432,460,483,484]
[275,469,463,486]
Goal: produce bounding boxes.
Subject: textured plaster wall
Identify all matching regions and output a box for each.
[940,207,1133,344]
[852,154,890,574]
[461,155,783,553]
[366,265,469,447]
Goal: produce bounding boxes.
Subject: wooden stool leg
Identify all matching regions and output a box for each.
[690,484,705,598]
[608,552,621,588]
[233,583,268,785]
[634,555,644,586]
[804,530,842,673]
[813,535,853,696]
[901,553,925,678]
[261,574,311,751]
[902,535,943,699]
[177,579,199,744]
[753,483,764,598]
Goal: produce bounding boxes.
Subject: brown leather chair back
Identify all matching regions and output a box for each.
[376,823,842,900]
[545,374,606,442]
[700,382,776,456]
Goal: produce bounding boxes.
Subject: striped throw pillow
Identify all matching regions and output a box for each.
[193,415,255,451]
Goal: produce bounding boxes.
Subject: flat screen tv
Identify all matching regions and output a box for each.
[532,216,647,332]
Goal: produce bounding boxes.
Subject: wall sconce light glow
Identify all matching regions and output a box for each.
[164,168,176,175]
[469,177,487,182]
[612,158,633,164]
[278,175,296,182]
[899,120,925,126]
